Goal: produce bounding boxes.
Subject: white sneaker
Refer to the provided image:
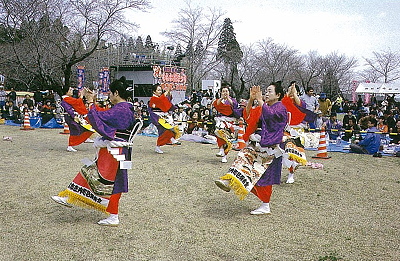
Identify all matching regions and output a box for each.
[84,138,94,143]
[98,214,119,226]
[286,173,294,184]
[221,156,227,163]
[67,146,77,152]
[250,203,271,215]
[155,147,164,154]
[215,179,231,192]
[51,196,72,208]
[216,150,225,157]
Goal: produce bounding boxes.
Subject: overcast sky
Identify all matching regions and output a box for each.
[127,0,400,61]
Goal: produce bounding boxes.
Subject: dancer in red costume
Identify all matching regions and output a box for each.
[148,84,181,154]
[61,87,94,152]
[212,83,241,163]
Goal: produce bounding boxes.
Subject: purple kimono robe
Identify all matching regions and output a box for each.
[257,101,287,186]
[87,102,136,194]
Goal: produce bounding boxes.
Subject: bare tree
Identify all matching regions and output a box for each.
[320,52,358,97]
[293,50,325,93]
[240,38,300,90]
[357,67,381,83]
[364,49,400,83]
[0,0,150,93]
[162,1,224,91]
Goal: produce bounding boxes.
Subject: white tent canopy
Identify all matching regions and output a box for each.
[355,83,382,93]
[378,83,400,94]
[355,82,400,94]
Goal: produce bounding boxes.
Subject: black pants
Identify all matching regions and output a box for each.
[350,144,369,154]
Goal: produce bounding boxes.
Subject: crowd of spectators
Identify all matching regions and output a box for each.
[303,91,400,155]
[1,85,399,150]
[0,87,63,124]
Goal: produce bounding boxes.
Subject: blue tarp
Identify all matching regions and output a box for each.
[5,120,20,126]
[4,117,63,128]
[40,118,63,128]
[30,117,42,128]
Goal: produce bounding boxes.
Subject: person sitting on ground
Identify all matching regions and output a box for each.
[186,110,204,134]
[377,116,388,134]
[343,110,356,128]
[358,111,371,130]
[3,100,21,123]
[389,119,400,144]
[342,118,360,142]
[41,100,54,124]
[350,118,380,155]
[23,94,34,108]
[325,112,342,140]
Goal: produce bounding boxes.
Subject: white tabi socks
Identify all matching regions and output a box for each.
[67,146,77,152]
[216,148,225,157]
[98,214,119,226]
[250,203,271,215]
[155,146,163,154]
[221,155,227,163]
[286,173,295,184]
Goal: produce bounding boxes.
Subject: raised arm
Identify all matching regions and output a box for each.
[288,83,301,106]
[246,85,263,116]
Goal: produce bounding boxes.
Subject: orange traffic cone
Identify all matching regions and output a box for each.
[60,122,70,134]
[312,127,331,159]
[20,112,34,130]
[233,120,246,151]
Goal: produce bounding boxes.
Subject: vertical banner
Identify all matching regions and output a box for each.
[102,67,110,94]
[98,69,104,92]
[77,66,85,91]
[364,80,371,105]
[352,80,357,103]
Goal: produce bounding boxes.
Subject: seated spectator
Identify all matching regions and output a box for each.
[350,118,381,154]
[186,110,203,134]
[385,110,396,133]
[343,110,356,128]
[389,119,400,144]
[41,100,54,124]
[358,113,371,130]
[0,85,6,110]
[22,94,34,108]
[342,118,360,142]
[172,107,179,121]
[175,105,188,133]
[202,108,215,135]
[342,100,351,113]
[377,116,388,134]
[325,112,342,140]
[3,100,21,123]
[141,109,150,130]
[20,103,30,118]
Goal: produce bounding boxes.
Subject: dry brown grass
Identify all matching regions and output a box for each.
[1,125,399,261]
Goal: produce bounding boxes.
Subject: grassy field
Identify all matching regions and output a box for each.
[1,125,399,261]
